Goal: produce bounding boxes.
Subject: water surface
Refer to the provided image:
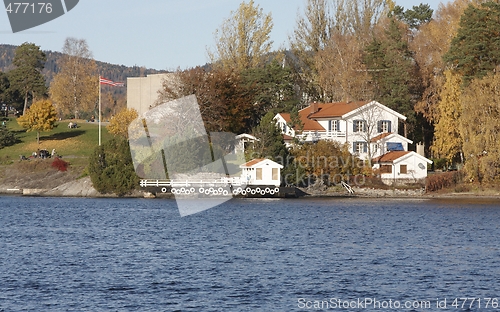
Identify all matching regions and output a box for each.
[0,197,499,311]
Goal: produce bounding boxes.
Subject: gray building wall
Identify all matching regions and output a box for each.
[127,73,177,116]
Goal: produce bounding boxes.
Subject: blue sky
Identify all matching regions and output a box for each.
[1,0,444,70]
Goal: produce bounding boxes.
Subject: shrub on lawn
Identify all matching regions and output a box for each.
[87,137,139,196]
[0,127,17,149]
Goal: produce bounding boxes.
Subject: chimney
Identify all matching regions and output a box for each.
[310,101,319,115]
[416,142,425,157]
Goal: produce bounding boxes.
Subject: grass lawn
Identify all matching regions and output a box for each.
[0,117,113,165]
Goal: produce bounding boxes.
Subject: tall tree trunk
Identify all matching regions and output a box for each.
[23,91,28,115]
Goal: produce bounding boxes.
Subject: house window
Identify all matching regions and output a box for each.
[380,165,392,174]
[328,120,339,132]
[378,120,392,133]
[400,164,407,174]
[272,168,279,180]
[256,168,263,180]
[280,122,287,133]
[353,120,366,132]
[353,142,367,154]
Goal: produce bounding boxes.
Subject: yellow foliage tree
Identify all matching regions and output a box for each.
[106,108,138,139]
[49,38,98,119]
[17,99,58,144]
[413,0,486,122]
[208,0,273,71]
[460,73,500,183]
[432,70,463,164]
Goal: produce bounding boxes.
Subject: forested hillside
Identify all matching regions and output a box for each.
[0,44,168,116]
[0,44,167,84]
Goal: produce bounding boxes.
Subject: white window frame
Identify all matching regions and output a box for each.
[354,120,366,132]
[355,142,365,154]
[329,120,339,132]
[380,120,390,133]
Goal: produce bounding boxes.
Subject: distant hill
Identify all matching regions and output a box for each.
[0,44,169,117]
[0,44,168,84]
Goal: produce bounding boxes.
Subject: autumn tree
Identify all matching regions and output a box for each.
[8,43,47,115]
[208,0,273,71]
[289,0,332,102]
[17,99,58,144]
[316,33,372,102]
[413,0,484,123]
[444,2,500,83]
[431,70,463,164]
[158,67,254,134]
[290,0,386,102]
[363,18,423,138]
[459,73,500,183]
[50,38,98,119]
[106,108,138,139]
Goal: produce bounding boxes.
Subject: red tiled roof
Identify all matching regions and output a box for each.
[283,134,294,140]
[373,151,411,163]
[241,158,266,167]
[307,101,369,119]
[279,113,291,122]
[277,111,325,132]
[371,132,392,142]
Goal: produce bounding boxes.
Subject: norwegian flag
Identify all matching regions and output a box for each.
[99,76,124,87]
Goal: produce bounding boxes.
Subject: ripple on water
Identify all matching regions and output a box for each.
[0,196,499,311]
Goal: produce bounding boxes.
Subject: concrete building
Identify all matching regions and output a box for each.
[127,73,178,116]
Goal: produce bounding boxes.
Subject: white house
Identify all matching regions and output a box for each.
[240,158,283,187]
[234,133,258,154]
[275,100,407,159]
[372,151,433,185]
[275,100,433,183]
[370,132,413,159]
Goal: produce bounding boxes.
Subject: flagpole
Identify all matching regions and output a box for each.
[98,75,101,146]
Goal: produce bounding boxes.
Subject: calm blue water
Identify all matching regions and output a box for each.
[0,196,499,311]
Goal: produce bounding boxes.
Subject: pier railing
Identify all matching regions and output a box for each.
[140,177,246,188]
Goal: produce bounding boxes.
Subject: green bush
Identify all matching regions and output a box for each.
[433,158,448,171]
[88,137,139,196]
[0,127,17,149]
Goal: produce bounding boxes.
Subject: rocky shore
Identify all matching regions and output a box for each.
[1,164,499,199]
